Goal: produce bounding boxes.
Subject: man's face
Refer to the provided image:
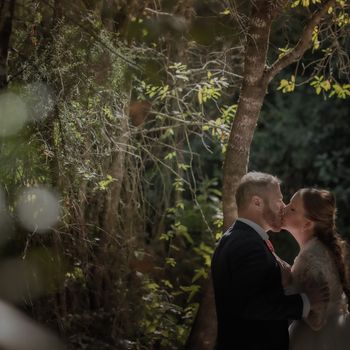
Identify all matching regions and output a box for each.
[262,184,285,232]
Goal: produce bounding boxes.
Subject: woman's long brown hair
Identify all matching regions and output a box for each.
[299,188,350,312]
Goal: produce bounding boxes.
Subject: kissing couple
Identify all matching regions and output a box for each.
[211,171,350,350]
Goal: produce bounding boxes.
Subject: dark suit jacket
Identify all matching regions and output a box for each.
[211,220,303,350]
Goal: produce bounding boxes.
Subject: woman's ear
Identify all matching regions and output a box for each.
[304,220,314,232]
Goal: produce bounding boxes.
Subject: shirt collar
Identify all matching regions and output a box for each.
[236,218,269,241]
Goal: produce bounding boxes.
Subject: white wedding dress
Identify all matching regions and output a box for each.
[289,237,350,349]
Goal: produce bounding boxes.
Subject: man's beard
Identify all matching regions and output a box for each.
[262,203,282,232]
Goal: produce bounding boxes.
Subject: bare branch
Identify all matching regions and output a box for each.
[144,7,173,17]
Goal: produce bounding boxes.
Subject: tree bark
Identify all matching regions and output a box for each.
[222,0,275,230]
[186,3,275,349]
[185,271,217,350]
[0,0,15,89]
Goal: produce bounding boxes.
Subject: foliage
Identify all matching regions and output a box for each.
[1,1,349,349]
[250,83,350,261]
[275,0,349,100]
[1,1,242,349]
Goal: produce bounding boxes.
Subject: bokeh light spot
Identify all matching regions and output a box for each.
[17,187,60,233]
[22,82,55,121]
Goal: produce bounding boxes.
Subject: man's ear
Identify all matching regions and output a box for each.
[251,195,263,208]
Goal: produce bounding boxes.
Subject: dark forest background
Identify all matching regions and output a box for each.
[0,1,349,349]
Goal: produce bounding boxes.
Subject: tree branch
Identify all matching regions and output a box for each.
[265,0,336,83]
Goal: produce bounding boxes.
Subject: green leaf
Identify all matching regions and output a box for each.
[161,279,173,289]
[320,80,331,91]
[292,0,321,7]
[160,233,172,241]
[159,85,169,100]
[329,83,350,99]
[278,76,295,93]
[98,175,116,190]
[178,163,190,171]
[180,285,201,302]
[173,177,185,192]
[220,9,231,15]
[165,257,176,267]
[197,90,203,105]
[192,268,208,282]
[215,232,223,240]
[278,46,291,59]
[164,151,176,160]
[176,201,185,210]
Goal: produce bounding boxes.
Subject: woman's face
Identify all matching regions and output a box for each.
[282,192,309,233]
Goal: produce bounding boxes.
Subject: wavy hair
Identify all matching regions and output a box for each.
[298,188,350,311]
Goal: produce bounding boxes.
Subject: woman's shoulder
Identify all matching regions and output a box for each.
[302,237,328,254]
[295,238,330,266]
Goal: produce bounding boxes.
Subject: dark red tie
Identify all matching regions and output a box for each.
[265,239,275,253]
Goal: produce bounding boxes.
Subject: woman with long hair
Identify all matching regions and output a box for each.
[283,188,350,349]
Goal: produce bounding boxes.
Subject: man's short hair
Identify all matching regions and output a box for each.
[235,172,281,210]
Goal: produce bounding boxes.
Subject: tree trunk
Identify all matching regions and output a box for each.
[0,0,15,89]
[185,271,217,350]
[222,1,275,229]
[89,97,131,309]
[186,2,275,348]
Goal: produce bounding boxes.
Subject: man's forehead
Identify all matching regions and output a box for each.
[268,183,283,197]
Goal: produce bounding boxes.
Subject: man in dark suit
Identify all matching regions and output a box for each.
[211,172,328,350]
